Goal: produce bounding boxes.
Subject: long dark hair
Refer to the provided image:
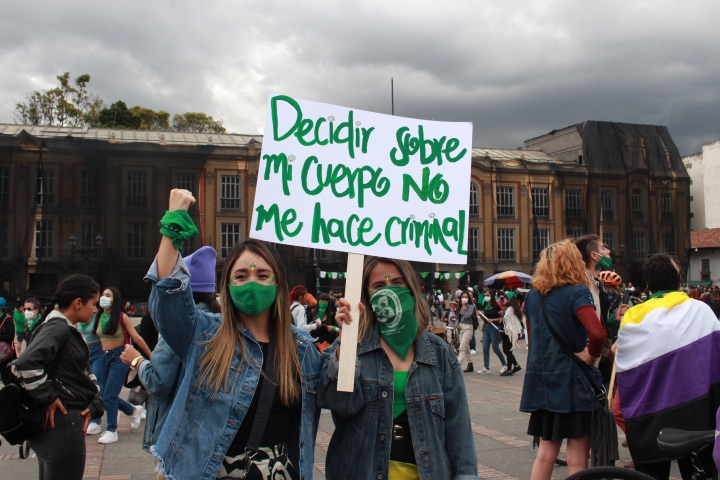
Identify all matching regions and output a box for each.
[193,292,221,314]
[44,274,100,318]
[93,287,125,335]
[317,293,337,325]
[507,297,522,319]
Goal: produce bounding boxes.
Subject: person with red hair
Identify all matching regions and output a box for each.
[290,285,320,333]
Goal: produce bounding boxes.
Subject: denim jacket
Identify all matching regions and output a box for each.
[145,254,321,480]
[137,336,185,453]
[318,324,480,480]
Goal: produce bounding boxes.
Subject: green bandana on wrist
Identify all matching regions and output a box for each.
[159,210,200,252]
[370,286,418,360]
[229,282,277,316]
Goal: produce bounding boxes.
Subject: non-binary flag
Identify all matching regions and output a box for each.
[615,292,720,464]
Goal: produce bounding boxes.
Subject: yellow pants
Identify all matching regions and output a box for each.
[388,460,420,480]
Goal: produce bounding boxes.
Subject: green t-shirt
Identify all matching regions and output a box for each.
[393,371,409,419]
[13,310,27,333]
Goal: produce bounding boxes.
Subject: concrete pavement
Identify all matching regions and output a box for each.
[1,339,683,479]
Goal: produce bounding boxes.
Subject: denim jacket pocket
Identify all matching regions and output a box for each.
[428,394,445,418]
[303,373,319,395]
[359,381,380,424]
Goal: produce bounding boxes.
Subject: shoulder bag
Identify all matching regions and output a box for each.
[539,295,619,466]
[0,322,71,445]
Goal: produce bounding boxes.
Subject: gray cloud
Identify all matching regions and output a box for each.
[1,0,719,154]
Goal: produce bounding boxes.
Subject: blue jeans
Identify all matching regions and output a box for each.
[100,346,135,432]
[88,342,104,425]
[482,324,506,370]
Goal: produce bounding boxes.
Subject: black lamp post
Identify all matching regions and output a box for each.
[70,234,103,275]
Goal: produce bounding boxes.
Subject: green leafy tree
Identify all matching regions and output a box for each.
[14,72,104,127]
[129,106,170,130]
[172,112,226,134]
[99,101,141,129]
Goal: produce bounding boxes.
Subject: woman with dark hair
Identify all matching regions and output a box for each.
[92,287,152,444]
[478,291,507,374]
[14,274,105,479]
[500,293,523,376]
[456,290,477,372]
[318,256,480,480]
[310,293,339,351]
[147,189,325,479]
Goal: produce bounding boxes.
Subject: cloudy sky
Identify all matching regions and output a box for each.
[1,0,719,155]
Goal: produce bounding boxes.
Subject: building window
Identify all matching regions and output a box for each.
[0,219,7,257]
[80,221,98,258]
[601,191,614,220]
[496,187,514,217]
[567,228,583,239]
[221,175,241,210]
[80,171,94,207]
[181,236,199,255]
[660,192,673,220]
[0,167,9,206]
[632,231,645,260]
[126,222,147,259]
[631,152,639,167]
[603,233,615,254]
[533,229,550,261]
[34,220,53,259]
[36,169,55,206]
[662,233,674,253]
[267,241,284,253]
[565,189,582,219]
[497,228,515,261]
[221,223,241,258]
[469,227,479,260]
[531,188,549,217]
[126,172,148,209]
[177,173,197,211]
[631,189,644,221]
[701,259,711,282]
[469,183,479,217]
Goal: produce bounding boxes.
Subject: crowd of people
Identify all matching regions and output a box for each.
[0,189,718,480]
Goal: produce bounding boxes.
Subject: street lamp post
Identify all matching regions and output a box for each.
[70,234,103,276]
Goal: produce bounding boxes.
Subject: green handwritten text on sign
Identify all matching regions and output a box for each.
[250,94,472,264]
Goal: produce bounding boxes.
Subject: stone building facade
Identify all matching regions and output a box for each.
[683,140,720,230]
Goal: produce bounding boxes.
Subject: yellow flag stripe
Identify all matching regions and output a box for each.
[620,292,690,328]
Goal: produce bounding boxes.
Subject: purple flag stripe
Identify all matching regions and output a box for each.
[617,330,720,419]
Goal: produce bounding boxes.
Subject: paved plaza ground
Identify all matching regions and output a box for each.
[1,340,683,480]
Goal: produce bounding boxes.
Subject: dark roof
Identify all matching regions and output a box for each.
[691,228,720,249]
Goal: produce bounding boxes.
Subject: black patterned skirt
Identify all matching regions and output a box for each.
[217,443,298,480]
[527,409,593,444]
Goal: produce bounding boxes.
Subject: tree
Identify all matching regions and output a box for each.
[14,72,104,127]
[129,106,170,130]
[172,112,226,134]
[98,101,141,129]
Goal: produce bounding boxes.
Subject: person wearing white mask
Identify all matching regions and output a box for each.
[23,298,43,345]
[457,291,478,372]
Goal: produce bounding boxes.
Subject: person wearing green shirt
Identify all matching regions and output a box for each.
[24,298,43,345]
[13,301,28,355]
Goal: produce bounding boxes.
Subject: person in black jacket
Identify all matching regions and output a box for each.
[0,298,15,385]
[14,274,105,480]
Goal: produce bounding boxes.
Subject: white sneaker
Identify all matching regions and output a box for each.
[130,405,145,430]
[86,423,102,435]
[477,368,490,374]
[470,349,477,354]
[98,431,118,444]
[500,366,508,373]
[141,410,146,420]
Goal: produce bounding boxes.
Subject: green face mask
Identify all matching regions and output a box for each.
[595,254,613,271]
[228,282,277,316]
[316,301,328,321]
[370,286,418,360]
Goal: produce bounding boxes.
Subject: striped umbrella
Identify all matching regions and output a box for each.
[483,270,532,290]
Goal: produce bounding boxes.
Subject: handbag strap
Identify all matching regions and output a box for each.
[117,312,131,345]
[245,339,278,454]
[539,295,606,402]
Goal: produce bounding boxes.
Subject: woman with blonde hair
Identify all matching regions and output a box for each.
[520,239,607,480]
[318,256,480,480]
[145,189,324,480]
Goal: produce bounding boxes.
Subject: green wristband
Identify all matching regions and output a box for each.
[159,210,200,252]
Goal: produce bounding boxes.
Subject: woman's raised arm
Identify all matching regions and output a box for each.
[157,189,196,280]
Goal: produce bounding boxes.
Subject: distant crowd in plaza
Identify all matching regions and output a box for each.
[0,188,718,480]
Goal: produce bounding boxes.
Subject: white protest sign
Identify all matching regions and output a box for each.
[250,94,473,264]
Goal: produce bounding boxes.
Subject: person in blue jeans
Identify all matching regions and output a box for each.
[76,309,106,435]
[477,291,507,374]
[93,287,152,444]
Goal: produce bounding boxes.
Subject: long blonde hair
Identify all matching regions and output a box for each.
[357,256,430,342]
[532,239,590,295]
[199,239,301,407]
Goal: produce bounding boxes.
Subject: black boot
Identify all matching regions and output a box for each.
[464,362,474,373]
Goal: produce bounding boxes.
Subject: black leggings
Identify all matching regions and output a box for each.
[501,333,519,369]
[28,409,87,480]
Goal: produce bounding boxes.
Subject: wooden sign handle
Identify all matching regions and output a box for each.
[337,253,364,392]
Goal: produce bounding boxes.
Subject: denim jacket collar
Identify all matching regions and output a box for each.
[357,322,438,367]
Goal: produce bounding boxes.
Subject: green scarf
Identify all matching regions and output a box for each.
[316,301,328,322]
[649,290,679,299]
[370,286,418,360]
[100,312,112,334]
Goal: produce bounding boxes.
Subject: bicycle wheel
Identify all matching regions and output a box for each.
[565,466,656,480]
[18,441,31,459]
